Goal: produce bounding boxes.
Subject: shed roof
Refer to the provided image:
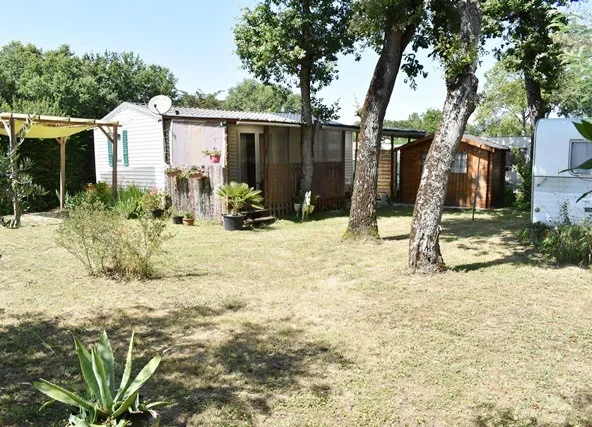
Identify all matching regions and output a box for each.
[119,102,425,139]
[396,133,510,152]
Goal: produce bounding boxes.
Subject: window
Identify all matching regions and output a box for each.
[451,152,468,174]
[570,140,592,175]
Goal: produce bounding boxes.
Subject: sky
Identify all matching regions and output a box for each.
[0,0,499,124]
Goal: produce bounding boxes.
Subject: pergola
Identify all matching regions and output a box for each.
[0,113,120,209]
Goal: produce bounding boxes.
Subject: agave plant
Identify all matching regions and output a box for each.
[33,331,165,427]
[216,181,264,216]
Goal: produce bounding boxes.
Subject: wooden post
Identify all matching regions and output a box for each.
[354,131,359,179]
[390,135,395,201]
[8,116,20,226]
[111,123,118,201]
[56,136,68,210]
[263,126,269,208]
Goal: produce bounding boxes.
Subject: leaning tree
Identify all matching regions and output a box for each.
[344,0,425,239]
[408,0,483,272]
[234,0,356,193]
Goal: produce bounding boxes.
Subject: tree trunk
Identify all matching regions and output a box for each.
[344,19,418,239]
[408,0,482,272]
[300,61,314,193]
[524,75,545,162]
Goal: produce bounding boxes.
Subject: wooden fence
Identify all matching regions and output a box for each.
[266,162,345,217]
[166,165,225,220]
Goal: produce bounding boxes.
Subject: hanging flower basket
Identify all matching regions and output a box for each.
[210,155,221,164]
[165,166,182,177]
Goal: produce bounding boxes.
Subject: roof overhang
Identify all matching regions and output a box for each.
[0,113,120,139]
[396,133,510,153]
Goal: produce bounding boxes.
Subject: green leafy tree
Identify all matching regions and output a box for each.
[344,0,425,239]
[483,0,570,159]
[224,79,301,113]
[408,0,483,272]
[554,15,592,118]
[177,89,225,109]
[234,0,356,193]
[385,108,443,134]
[473,60,530,137]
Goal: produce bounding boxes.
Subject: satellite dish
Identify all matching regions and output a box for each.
[148,95,172,115]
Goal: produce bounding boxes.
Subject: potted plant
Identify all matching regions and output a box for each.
[203,147,222,164]
[172,211,184,224]
[142,188,165,218]
[292,193,303,213]
[164,165,182,177]
[185,165,205,179]
[308,193,321,214]
[216,181,264,231]
[182,210,195,226]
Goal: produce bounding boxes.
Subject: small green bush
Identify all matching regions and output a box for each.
[57,202,172,278]
[522,221,592,266]
[115,185,149,219]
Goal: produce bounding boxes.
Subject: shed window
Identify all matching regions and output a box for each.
[570,140,592,175]
[451,152,468,174]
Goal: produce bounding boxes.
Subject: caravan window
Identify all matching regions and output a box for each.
[570,140,592,175]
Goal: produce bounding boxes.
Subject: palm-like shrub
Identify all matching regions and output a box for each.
[33,331,165,426]
[216,181,264,215]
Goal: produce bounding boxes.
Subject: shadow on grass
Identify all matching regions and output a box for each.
[0,304,351,426]
[473,401,592,426]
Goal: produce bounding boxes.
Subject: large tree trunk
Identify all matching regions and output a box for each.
[524,75,545,162]
[408,0,482,272]
[344,19,418,239]
[300,61,315,193]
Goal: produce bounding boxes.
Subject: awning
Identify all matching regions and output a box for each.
[0,112,120,211]
[0,113,115,139]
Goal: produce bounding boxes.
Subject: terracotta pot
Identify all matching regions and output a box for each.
[183,218,195,226]
[188,172,203,179]
[210,155,221,164]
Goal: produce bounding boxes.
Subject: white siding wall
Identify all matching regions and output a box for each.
[532,118,592,224]
[94,105,165,189]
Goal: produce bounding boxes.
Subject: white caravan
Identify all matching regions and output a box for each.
[532,118,592,224]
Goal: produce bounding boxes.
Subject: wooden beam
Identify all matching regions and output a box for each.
[263,126,269,207]
[8,117,21,227]
[354,131,359,180]
[390,135,395,201]
[56,137,68,210]
[111,124,118,201]
[97,124,115,142]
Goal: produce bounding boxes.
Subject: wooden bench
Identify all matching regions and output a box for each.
[243,209,277,227]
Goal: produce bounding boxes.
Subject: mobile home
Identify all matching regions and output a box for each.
[532,118,592,224]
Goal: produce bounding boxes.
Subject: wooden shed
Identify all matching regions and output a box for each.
[397,134,509,208]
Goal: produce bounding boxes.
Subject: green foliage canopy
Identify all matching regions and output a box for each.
[224,79,301,113]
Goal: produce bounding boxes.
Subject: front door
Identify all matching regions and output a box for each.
[240,133,257,189]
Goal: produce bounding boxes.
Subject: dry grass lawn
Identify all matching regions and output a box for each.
[1,207,592,426]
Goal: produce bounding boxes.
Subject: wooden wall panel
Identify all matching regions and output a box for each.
[399,141,495,208]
